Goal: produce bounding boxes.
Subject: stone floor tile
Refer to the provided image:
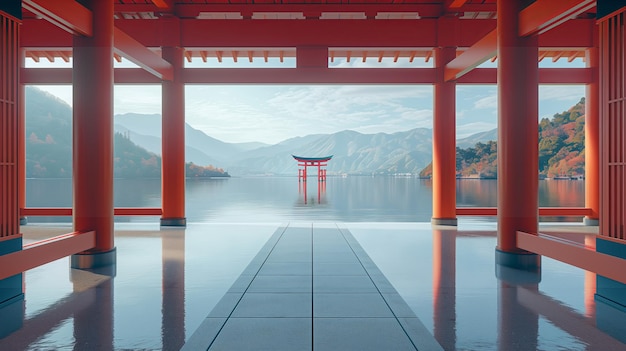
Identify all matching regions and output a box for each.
[209,318,312,351]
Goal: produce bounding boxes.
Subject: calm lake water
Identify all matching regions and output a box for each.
[25,177,586,223]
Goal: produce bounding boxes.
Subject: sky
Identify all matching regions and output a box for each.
[27,57,586,145]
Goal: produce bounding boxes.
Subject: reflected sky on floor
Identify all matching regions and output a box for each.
[1,221,624,350]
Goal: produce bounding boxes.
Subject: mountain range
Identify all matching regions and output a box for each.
[26,86,501,177]
[115,113,496,176]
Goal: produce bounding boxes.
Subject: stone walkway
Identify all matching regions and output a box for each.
[183,225,442,351]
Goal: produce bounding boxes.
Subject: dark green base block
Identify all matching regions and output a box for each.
[71,248,117,269]
[160,218,187,227]
[431,218,458,226]
[595,294,626,344]
[0,236,23,306]
[0,294,24,339]
[596,238,626,308]
[495,249,541,284]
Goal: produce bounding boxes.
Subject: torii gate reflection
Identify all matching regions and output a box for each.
[293,155,331,205]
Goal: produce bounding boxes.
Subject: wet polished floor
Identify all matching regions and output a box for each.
[1,221,625,350]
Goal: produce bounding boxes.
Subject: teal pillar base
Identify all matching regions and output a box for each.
[71,248,116,269]
[161,218,187,227]
[0,236,23,307]
[595,294,626,344]
[431,218,458,226]
[495,249,541,284]
[0,294,24,338]
[583,217,599,226]
[595,237,626,308]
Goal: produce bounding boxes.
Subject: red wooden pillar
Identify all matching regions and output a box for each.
[495,0,540,270]
[18,48,26,226]
[161,46,186,227]
[585,32,600,226]
[0,0,25,310]
[72,0,116,268]
[432,44,457,226]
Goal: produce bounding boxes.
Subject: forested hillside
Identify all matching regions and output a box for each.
[26,87,229,178]
[420,98,586,178]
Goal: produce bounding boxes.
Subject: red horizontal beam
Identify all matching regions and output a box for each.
[20,67,593,85]
[113,26,173,81]
[21,208,162,216]
[21,18,594,50]
[183,68,438,84]
[0,231,95,280]
[114,208,162,216]
[118,19,443,48]
[22,0,92,36]
[444,29,497,81]
[456,207,592,216]
[171,4,446,18]
[519,0,596,37]
[517,232,626,284]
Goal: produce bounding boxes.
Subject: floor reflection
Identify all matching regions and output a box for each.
[0,222,624,350]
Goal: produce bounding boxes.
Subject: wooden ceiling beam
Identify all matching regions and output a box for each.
[113,26,173,80]
[519,0,596,37]
[22,0,92,36]
[445,29,496,81]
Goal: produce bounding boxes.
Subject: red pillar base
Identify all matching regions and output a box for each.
[431,218,458,226]
[495,249,541,273]
[160,218,187,227]
[71,248,117,269]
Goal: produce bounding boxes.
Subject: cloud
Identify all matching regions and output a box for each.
[473,94,498,109]
[457,122,498,138]
[539,85,585,101]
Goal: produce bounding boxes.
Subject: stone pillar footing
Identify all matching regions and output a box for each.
[71,248,116,269]
[19,217,27,226]
[431,218,458,226]
[583,217,599,226]
[495,249,541,270]
[161,218,187,227]
[496,249,542,285]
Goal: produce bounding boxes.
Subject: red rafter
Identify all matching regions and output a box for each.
[113,26,173,80]
[519,0,596,37]
[445,29,496,81]
[22,0,92,36]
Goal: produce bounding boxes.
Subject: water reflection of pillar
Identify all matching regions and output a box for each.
[432,229,456,350]
[162,230,186,350]
[584,235,597,319]
[497,282,539,350]
[72,270,114,349]
[303,179,308,204]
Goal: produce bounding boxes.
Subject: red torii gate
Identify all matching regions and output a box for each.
[292,155,332,183]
